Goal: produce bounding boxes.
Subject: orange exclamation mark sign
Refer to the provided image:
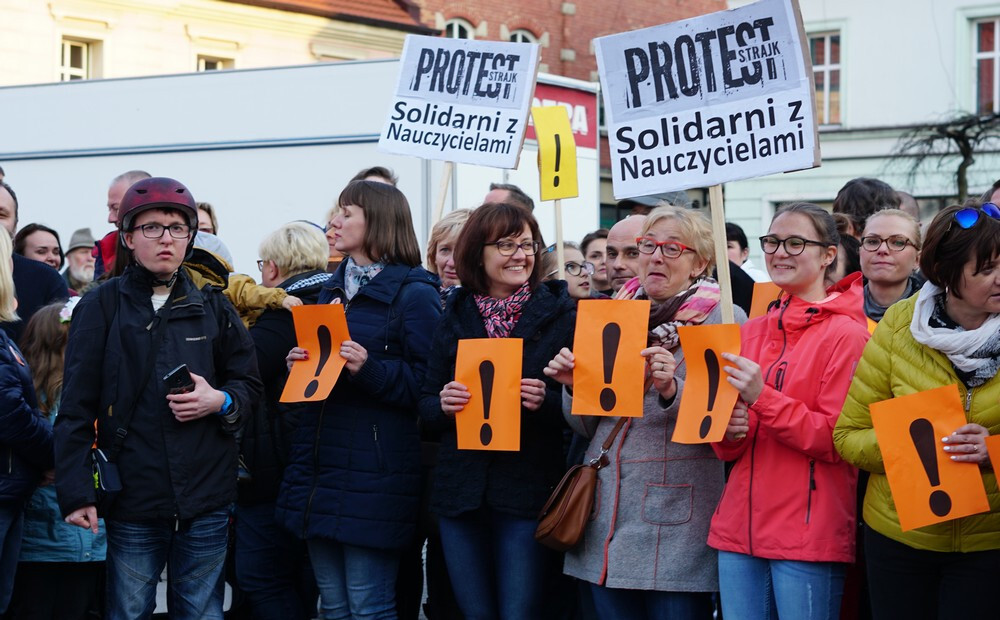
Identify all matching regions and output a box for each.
[599,323,621,412]
[479,360,495,446]
[304,326,332,398]
[909,418,952,517]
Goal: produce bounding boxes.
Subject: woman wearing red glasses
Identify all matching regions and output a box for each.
[709,203,870,620]
[835,202,1000,619]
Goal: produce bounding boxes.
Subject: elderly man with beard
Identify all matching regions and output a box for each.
[62,228,96,294]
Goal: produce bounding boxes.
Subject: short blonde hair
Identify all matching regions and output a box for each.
[863,208,922,250]
[426,209,472,274]
[259,222,329,277]
[0,233,19,322]
[640,206,715,277]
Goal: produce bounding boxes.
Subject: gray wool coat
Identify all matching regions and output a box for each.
[562,303,745,592]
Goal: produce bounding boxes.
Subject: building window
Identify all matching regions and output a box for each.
[60,39,90,81]
[976,17,999,115]
[197,55,233,71]
[509,29,537,44]
[445,19,475,40]
[809,32,841,125]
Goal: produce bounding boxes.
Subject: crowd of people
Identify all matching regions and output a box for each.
[0,163,997,620]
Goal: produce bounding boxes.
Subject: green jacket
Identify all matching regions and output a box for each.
[834,294,1000,552]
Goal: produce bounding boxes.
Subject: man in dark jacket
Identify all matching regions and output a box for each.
[54,177,261,620]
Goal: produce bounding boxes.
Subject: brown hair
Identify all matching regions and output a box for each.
[920,204,1000,298]
[21,302,69,415]
[337,180,421,267]
[454,203,544,295]
[832,177,899,234]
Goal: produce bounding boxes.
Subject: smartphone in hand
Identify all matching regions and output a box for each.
[163,364,195,395]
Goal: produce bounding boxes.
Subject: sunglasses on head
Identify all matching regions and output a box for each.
[953,203,1000,229]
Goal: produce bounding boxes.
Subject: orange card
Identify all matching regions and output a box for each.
[673,324,742,443]
[749,281,783,319]
[870,384,990,531]
[455,338,522,451]
[571,299,651,417]
[280,304,350,403]
[866,318,878,335]
[985,435,1000,493]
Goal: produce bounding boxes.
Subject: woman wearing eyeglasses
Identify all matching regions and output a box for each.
[859,208,923,322]
[835,202,1000,619]
[709,203,870,620]
[418,202,576,619]
[545,206,739,619]
[541,242,595,300]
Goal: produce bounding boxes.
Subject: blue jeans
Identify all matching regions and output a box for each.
[234,503,317,619]
[0,507,24,614]
[307,538,399,620]
[589,583,714,620]
[105,508,230,620]
[718,551,845,620]
[438,508,550,620]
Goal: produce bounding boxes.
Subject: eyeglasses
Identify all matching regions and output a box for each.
[545,262,595,279]
[256,259,266,271]
[133,223,192,239]
[860,235,916,252]
[953,203,1000,229]
[487,239,540,256]
[635,237,695,258]
[759,235,831,255]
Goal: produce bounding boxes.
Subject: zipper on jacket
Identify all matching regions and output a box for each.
[763,298,792,386]
[964,388,973,412]
[6,450,11,474]
[302,400,327,538]
[373,424,386,472]
[806,459,816,524]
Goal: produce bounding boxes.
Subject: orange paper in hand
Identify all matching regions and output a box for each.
[870,384,990,531]
[673,324,742,443]
[280,304,350,403]
[749,281,783,319]
[455,338,522,451]
[571,299,651,418]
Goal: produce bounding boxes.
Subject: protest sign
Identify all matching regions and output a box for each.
[595,0,818,198]
[532,106,579,202]
[455,338,523,451]
[673,324,741,443]
[870,384,990,532]
[281,305,350,403]
[379,35,540,169]
[572,300,651,418]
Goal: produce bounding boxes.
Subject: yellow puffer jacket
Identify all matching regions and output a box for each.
[834,294,1000,552]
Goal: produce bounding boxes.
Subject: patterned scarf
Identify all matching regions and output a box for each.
[637,278,722,348]
[474,282,532,338]
[344,257,385,301]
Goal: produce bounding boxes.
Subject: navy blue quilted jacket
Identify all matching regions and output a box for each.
[0,328,54,505]
[276,262,442,550]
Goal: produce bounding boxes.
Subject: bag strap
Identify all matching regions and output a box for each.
[107,288,176,461]
[587,417,628,470]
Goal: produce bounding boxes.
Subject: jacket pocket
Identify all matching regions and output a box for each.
[641,484,693,526]
[806,459,816,524]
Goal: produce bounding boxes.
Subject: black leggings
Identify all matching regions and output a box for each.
[864,527,1000,620]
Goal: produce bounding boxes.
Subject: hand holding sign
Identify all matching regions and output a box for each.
[571,299,651,417]
[673,324,742,443]
[281,305,350,403]
[870,384,990,531]
[455,338,522,451]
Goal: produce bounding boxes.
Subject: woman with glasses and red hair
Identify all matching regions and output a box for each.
[709,203,871,620]
[418,202,576,620]
[835,202,1000,619]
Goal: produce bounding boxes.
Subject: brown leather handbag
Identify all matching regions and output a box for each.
[535,417,627,551]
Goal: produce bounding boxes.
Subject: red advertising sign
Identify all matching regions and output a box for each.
[525,82,598,150]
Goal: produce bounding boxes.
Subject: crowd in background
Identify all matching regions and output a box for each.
[0,162,997,620]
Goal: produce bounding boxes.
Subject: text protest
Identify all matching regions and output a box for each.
[595,0,818,197]
[379,35,539,168]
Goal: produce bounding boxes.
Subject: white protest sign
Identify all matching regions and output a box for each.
[378,35,540,169]
[595,0,818,199]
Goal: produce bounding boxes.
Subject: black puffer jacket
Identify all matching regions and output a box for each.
[54,267,262,520]
[0,329,53,505]
[419,281,575,518]
[239,269,329,506]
